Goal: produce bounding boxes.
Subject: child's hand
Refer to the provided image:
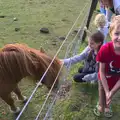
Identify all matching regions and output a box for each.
[106,91,112,106]
[60,59,64,65]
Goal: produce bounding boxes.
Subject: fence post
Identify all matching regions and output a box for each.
[82,0,98,41]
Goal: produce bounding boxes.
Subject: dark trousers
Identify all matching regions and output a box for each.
[73,68,94,82]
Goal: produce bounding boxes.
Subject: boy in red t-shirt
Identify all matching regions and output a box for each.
[94,15,120,118]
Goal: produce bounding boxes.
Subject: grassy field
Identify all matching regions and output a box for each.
[0,0,90,120]
[0,0,89,57]
[0,0,120,120]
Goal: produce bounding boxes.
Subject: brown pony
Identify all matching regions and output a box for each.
[0,43,61,114]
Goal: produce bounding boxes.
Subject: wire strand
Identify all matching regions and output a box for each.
[16,1,90,120]
[42,1,93,119]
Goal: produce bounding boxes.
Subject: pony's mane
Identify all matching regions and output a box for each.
[0,43,61,88]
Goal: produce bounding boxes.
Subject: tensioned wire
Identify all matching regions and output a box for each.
[42,1,93,120]
[16,1,90,120]
[35,1,92,120]
[36,18,86,120]
[42,28,85,120]
[35,63,64,120]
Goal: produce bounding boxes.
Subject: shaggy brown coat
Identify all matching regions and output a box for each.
[0,43,61,113]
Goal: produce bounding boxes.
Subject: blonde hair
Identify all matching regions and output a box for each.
[94,14,106,27]
[109,15,120,36]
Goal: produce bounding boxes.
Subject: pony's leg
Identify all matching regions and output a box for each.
[13,85,27,103]
[1,94,20,113]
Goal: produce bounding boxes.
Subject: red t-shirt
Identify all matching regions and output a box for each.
[96,42,120,90]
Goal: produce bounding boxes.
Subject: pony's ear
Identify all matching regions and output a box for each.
[40,47,45,53]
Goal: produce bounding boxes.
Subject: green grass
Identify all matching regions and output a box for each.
[52,8,120,120]
[0,0,91,120]
[0,0,89,57]
[0,0,120,120]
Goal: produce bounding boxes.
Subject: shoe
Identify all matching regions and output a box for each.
[93,104,101,117]
[104,106,113,118]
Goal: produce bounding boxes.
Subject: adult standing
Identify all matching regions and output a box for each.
[113,0,120,15]
[101,0,120,15]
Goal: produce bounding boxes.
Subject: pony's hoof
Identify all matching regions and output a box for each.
[14,110,21,119]
[14,111,20,117]
[22,96,28,104]
[10,107,20,114]
[17,96,28,104]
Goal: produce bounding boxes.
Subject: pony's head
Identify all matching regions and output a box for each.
[1,43,62,89]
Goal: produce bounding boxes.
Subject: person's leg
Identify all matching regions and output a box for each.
[100,7,106,14]
[99,1,106,14]
[104,88,113,118]
[73,73,87,82]
[98,81,106,112]
[116,6,120,15]
[106,8,113,22]
[94,80,105,116]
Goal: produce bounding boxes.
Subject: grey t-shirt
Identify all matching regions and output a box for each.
[63,46,97,73]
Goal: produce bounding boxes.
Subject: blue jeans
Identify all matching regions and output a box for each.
[73,68,94,82]
[100,7,106,15]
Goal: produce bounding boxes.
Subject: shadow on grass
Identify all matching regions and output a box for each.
[53,82,120,120]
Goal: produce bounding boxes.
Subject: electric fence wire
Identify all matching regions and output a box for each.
[15,1,90,120]
[35,1,91,120]
[34,2,90,120]
[35,63,64,120]
[42,1,93,120]
[65,0,93,75]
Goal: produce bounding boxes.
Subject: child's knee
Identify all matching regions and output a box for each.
[73,75,84,82]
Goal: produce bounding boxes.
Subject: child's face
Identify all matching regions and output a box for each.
[99,22,105,28]
[88,38,101,51]
[111,24,120,50]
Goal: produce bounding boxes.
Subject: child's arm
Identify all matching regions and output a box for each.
[110,79,120,97]
[106,79,120,105]
[99,62,109,93]
[63,46,90,66]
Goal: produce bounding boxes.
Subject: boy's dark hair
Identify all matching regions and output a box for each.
[87,31,104,62]
[90,31,104,44]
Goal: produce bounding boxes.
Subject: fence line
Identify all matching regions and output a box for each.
[42,0,95,119]
[16,1,89,120]
[34,2,90,120]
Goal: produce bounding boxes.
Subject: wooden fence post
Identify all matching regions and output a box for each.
[82,0,98,40]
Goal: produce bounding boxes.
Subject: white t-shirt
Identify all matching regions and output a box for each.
[98,26,109,40]
[113,0,120,10]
